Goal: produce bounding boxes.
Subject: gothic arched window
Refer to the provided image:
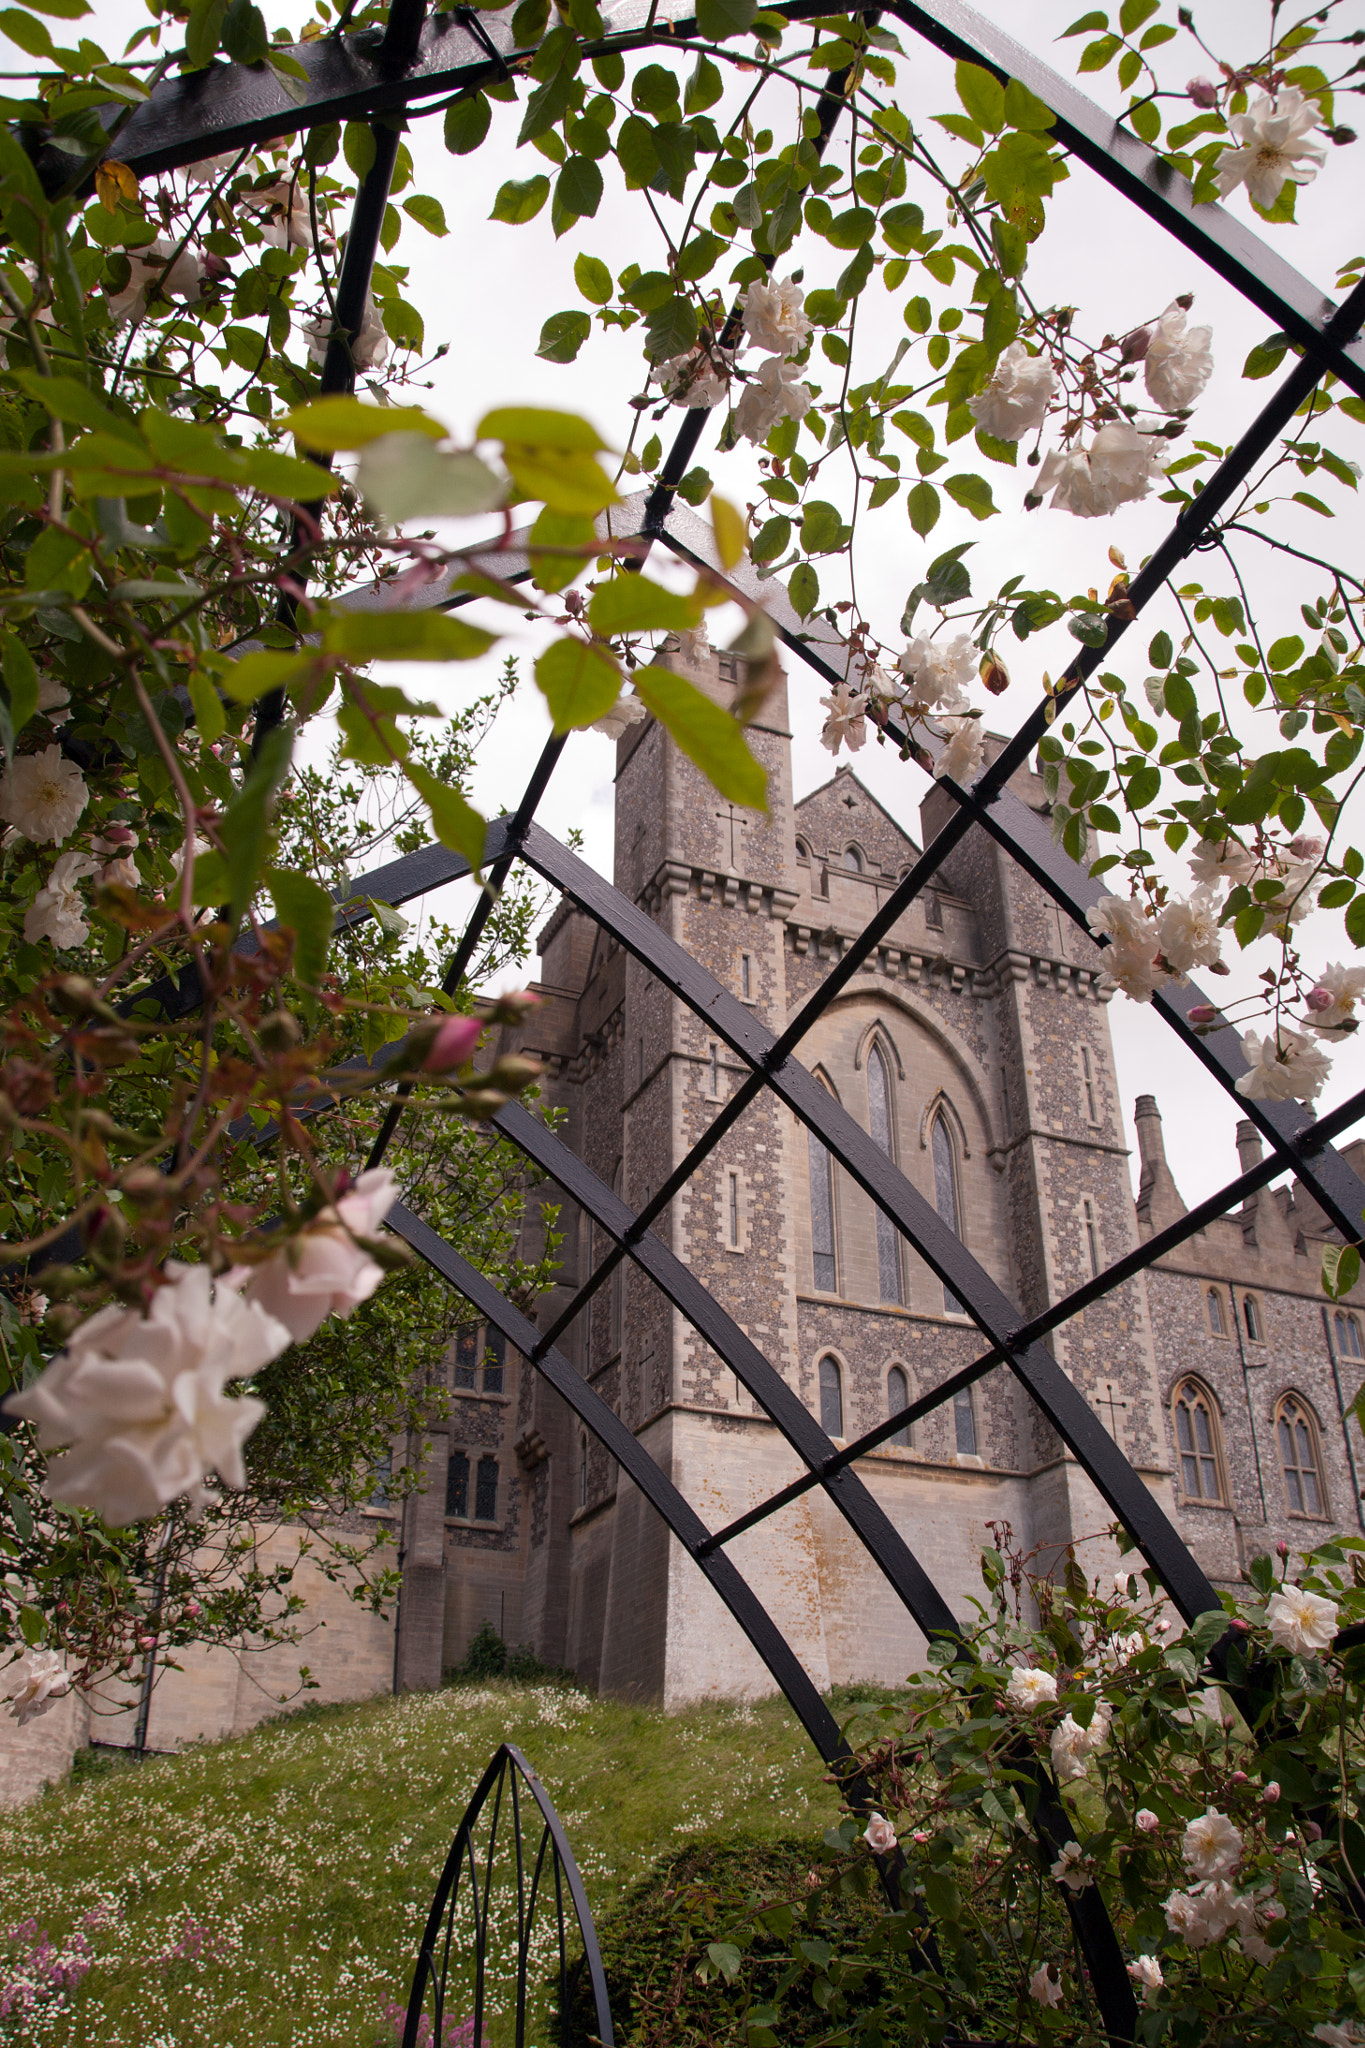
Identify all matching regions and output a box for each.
[819,1355,844,1438]
[1277,1395,1326,1517]
[795,836,811,866]
[1336,1311,1363,1360]
[1207,1287,1226,1338]
[579,1434,588,1510]
[845,844,864,873]
[887,1365,910,1448]
[1243,1293,1262,1343]
[1173,1379,1225,1504]
[931,1113,964,1315]
[446,1450,469,1519]
[866,1041,903,1305]
[954,1386,977,1457]
[808,1088,837,1292]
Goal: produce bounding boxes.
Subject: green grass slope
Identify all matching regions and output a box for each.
[0,1681,838,2048]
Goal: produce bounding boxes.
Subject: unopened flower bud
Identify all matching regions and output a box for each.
[1188,1004,1219,1024]
[1187,76,1219,108]
[1306,986,1335,1012]
[1330,126,1357,145]
[1230,1770,1248,1784]
[492,989,539,1027]
[562,589,584,616]
[422,1013,483,1073]
[979,652,1010,696]
[185,1600,202,1618]
[1305,1820,1323,1842]
[257,1008,302,1053]
[50,975,100,1017]
[1120,325,1152,364]
[489,1054,544,1093]
[1229,1617,1249,1632]
[1136,1809,1160,1832]
[138,1635,156,1650]
[1263,1781,1280,1803]
[1276,1540,1289,1560]
[459,1088,510,1119]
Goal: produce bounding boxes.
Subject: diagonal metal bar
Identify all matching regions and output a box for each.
[510,818,1224,1625]
[383,1199,856,1768]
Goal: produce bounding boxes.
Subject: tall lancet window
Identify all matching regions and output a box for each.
[931,1113,964,1314]
[866,1043,903,1304]
[809,1127,837,1292]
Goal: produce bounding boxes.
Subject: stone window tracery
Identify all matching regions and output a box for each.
[1207,1287,1227,1338]
[1243,1293,1263,1344]
[953,1386,977,1457]
[931,1113,964,1315]
[866,1040,903,1305]
[887,1365,911,1448]
[1336,1311,1363,1359]
[446,1450,469,1519]
[845,844,864,873]
[1277,1395,1326,1518]
[1173,1378,1225,1505]
[474,1456,499,1522]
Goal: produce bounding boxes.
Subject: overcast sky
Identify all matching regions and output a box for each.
[25,0,1365,1211]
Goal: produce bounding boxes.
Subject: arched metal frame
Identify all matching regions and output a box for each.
[403,1741,616,2048]
[15,3,1365,2037]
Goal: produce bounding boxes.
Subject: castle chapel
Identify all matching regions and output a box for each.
[410,640,1365,1707]
[65,639,1365,1776]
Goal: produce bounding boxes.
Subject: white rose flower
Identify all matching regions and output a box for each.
[1050,1703,1110,1783]
[1156,888,1223,974]
[1127,1955,1163,2002]
[819,684,869,756]
[1182,1809,1243,1881]
[1266,1583,1339,1655]
[863,1812,898,1854]
[1144,302,1214,411]
[1235,1027,1332,1104]
[1188,836,1256,890]
[592,693,648,742]
[654,346,732,410]
[1050,1840,1094,1893]
[734,355,813,445]
[253,183,316,250]
[740,276,812,357]
[106,239,204,326]
[1163,1888,1204,1942]
[37,676,70,725]
[304,291,388,373]
[23,850,97,949]
[1215,88,1328,212]
[968,342,1057,441]
[1086,894,1152,946]
[1113,1570,1135,1597]
[1264,856,1320,935]
[1316,2023,1365,2047]
[1306,963,1365,1040]
[1005,1665,1058,1709]
[932,715,986,786]
[1103,938,1172,1004]
[897,632,976,716]
[3,1265,284,1527]
[0,746,89,845]
[241,1167,398,1345]
[1036,422,1167,518]
[3,1647,72,1727]
[676,624,710,668]
[1029,1964,1064,2007]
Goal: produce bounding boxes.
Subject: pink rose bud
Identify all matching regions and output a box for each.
[1188,1004,1219,1024]
[1289,836,1324,861]
[185,1601,202,1618]
[1229,1617,1249,1632]
[1305,1820,1323,1842]
[1276,1540,1289,1560]
[1306,987,1335,1012]
[912,1830,931,1844]
[1120,325,1152,364]
[423,1014,484,1072]
[1230,1771,1248,1785]
[138,1635,156,1650]
[1263,1782,1280,1803]
[1136,1809,1159,1832]
[492,989,539,1026]
[1187,76,1218,108]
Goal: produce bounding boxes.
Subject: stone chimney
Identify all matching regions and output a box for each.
[1236,1118,1263,1178]
[1134,1094,1187,1231]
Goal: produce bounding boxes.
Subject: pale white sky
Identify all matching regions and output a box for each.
[24,0,1365,1210]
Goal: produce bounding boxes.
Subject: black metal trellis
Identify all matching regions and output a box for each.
[402,1742,615,2048]
[14,2,1365,2037]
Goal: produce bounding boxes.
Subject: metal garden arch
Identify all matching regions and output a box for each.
[16,1,1365,2036]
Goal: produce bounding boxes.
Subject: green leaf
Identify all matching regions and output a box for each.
[3,0,58,48]
[355,434,506,521]
[322,610,496,663]
[444,92,491,155]
[402,194,448,237]
[751,515,791,565]
[588,576,700,637]
[222,0,268,64]
[343,120,377,182]
[800,499,844,553]
[556,155,603,221]
[1078,32,1122,70]
[1324,1243,1361,1301]
[12,372,140,443]
[490,175,550,224]
[186,669,226,745]
[574,252,613,304]
[220,722,291,929]
[1268,636,1305,671]
[536,309,592,364]
[222,649,318,706]
[1129,97,1161,144]
[788,560,819,619]
[1,632,39,759]
[528,507,597,594]
[269,866,336,988]
[535,636,622,733]
[644,296,698,361]
[907,480,941,536]
[944,472,998,520]
[479,407,608,453]
[695,0,756,39]
[633,665,767,809]
[404,762,487,875]
[1002,77,1055,130]
[956,60,1004,132]
[287,397,446,450]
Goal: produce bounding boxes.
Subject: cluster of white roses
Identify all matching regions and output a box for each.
[1162,1809,1286,1965]
[1086,834,1364,1103]
[3,1168,398,1532]
[819,628,988,786]
[654,275,814,447]
[1,1646,72,1727]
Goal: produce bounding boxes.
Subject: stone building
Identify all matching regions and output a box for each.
[51,637,1363,1782]
[422,641,1365,1705]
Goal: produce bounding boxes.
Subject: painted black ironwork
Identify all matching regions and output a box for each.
[403,1742,614,2048]
[11,6,1365,2037]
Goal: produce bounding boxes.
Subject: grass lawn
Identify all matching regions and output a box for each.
[0,1680,840,2048]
